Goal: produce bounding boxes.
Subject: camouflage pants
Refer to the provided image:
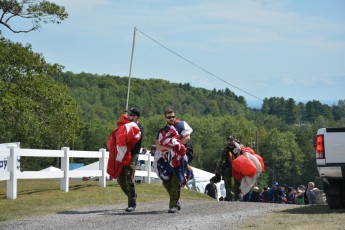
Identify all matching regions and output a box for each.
[162,171,181,208]
[117,154,138,207]
[223,167,241,201]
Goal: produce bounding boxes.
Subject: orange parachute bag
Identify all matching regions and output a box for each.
[232,167,244,182]
[232,154,257,178]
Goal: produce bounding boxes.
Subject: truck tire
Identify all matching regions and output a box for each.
[323,181,345,209]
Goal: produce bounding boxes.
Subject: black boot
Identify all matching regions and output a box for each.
[126,186,137,212]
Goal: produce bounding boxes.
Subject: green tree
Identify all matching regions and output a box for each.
[303,100,333,123]
[332,100,345,121]
[0,39,80,150]
[0,0,68,35]
[264,128,302,186]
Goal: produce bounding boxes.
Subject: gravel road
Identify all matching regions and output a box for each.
[0,200,291,230]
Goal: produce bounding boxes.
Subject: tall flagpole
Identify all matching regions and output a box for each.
[126,27,137,112]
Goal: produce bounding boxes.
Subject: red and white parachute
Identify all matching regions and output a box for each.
[232,147,265,195]
[106,114,141,179]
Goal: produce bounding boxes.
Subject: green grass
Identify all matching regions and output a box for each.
[240,204,345,230]
[0,179,209,222]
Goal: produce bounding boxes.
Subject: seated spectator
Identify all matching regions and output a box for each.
[260,186,269,203]
[306,182,323,204]
[268,182,279,203]
[242,191,251,202]
[204,177,218,199]
[281,184,288,203]
[296,189,305,205]
[286,187,296,204]
[251,186,260,202]
[139,148,147,165]
[298,184,309,204]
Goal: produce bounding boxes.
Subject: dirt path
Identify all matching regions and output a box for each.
[0,200,295,230]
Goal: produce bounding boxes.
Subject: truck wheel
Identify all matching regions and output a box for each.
[323,181,345,209]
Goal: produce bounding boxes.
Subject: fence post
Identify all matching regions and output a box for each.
[146,153,151,184]
[60,147,70,192]
[7,146,17,199]
[99,148,106,187]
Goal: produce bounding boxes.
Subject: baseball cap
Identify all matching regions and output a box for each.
[128,107,140,117]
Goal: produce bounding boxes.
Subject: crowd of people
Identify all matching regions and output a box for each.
[217,181,324,205]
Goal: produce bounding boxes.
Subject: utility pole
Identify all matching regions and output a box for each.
[255,130,258,154]
[125,27,137,111]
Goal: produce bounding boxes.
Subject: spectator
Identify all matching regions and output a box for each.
[261,186,269,203]
[139,148,147,166]
[242,191,251,202]
[251,186,260,202]
[296,189,305,205]
[281,184,288,203]
[268,182,279,203]
[306,182,323,204]
[298,184,309,205]
[204,177,218,199]
[286,187,296,204]
[150,145,156,157]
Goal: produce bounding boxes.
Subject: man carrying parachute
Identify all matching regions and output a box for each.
[214,135,265,201]
[106,107,143,212]
[215,135,242,201]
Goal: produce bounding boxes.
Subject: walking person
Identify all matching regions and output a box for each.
[106,107,144,212]
[215,136,241,201]
[155,108,193,213]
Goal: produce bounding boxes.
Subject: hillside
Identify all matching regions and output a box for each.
[60,71,249,121]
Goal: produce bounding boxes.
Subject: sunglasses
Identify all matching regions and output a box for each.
[165,116,175,119]
[127,113,135,116]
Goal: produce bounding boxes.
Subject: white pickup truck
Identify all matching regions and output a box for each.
[316,127,345,209]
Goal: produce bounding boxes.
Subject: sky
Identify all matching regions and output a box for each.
[2,0,345,106]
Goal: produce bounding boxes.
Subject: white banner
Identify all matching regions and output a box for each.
[0,143,20,172]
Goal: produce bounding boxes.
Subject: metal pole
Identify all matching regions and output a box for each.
[125,27,137,111]
[255,130,258,154]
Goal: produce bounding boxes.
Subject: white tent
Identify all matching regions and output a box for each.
[74,161,99,171]
[187,166,226,199]
[40,166,61,172]
[190,166,214,180]
[72,160,159,182]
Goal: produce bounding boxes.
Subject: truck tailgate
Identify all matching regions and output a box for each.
[324,128,345,164]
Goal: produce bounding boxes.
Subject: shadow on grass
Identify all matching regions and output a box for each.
[14,184,94,195]
[17,188,57,195]
[281,205,345,214]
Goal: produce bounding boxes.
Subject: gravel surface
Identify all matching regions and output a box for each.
[0,200,291,230]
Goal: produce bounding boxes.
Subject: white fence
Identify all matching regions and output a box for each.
[0,145,156,200]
